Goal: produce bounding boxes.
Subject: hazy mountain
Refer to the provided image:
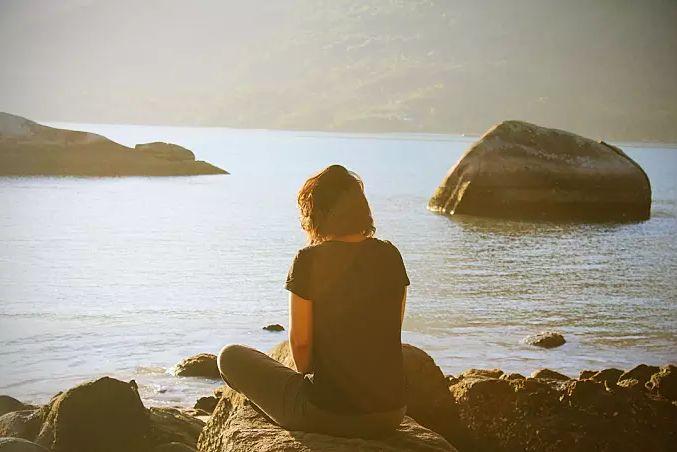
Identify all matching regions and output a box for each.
[1,0,676,142]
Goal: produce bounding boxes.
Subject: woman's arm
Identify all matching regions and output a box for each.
[289,292,314,374]
[401,286,407,327]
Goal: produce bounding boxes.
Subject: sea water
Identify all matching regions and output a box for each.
[1,123,675,407]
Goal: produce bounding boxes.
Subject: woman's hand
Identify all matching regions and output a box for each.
[289,292,314,374]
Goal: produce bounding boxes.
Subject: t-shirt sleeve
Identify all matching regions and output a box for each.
[284,249,314,300]
[387,241,410,287]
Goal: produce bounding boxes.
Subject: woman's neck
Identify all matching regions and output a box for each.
[325,232,368,243]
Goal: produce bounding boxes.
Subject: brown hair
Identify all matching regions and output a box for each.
[297,164,376,245]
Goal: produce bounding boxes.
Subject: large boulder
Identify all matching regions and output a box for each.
[33,377,151,452]
[267,340,466,447]
[0,112,227,176]
[196,386,456,452]
[428,120,651,222]
[174,353,221,379]
[448,370,677,451]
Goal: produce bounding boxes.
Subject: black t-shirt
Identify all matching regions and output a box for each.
[285,237,410,414]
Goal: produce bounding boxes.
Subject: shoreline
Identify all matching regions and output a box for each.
[2,341,675,452]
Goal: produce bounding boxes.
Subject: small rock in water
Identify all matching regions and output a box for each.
[262,324,285,332]
[523,331,566,348]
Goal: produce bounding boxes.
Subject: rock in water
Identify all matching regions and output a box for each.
[523,331,566,348]
[175,353,221,379]
[428,121,651,222]
[262,324,285,332]
[0,112,227,176]
[33,376,150,452]
[197,386,456,452]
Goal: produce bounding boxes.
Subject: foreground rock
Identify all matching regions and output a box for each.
[0,112,227,176]
[428,120,651,222]
[523,331,566,348]
[197,386,455,452]
[267,340,469,448]
[449,368,677,451]
[174,353,221,379]
[0,377,203,452]
[0,438,49,452]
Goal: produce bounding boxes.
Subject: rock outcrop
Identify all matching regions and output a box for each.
[196,385,456,452]
[266,340,468,448]
[448,368,677,451]
[174,354,221,379]
[428,121,651,222]
[0,112,227,176]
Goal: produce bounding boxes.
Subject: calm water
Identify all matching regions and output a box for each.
[1,123,676,407]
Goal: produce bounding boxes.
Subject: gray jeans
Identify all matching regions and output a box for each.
[217,344,406,439]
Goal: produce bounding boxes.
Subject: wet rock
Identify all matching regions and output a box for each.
[0,437,49,452]
[262,324,285,332]
[459,368,504,379]
[34,376,151,452]
[646,365,677,401]
[523,331,566,348]
[175,353,221,379]
[197,386,456,452]
[428,120,651,222]
[194,396,219,414]
[618,364,660,387]
[149,407,205,450]
[531,368,570,381]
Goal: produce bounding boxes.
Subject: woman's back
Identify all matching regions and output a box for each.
[285,237,409,413]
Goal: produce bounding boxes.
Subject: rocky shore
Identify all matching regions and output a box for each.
[0,112,227,176]
[1,341,675,451]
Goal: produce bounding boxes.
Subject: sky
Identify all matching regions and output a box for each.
[1,0,676,141]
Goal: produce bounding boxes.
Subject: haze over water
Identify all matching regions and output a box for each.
[1,123,676,407]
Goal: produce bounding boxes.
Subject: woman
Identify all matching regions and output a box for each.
[217,164,410,438]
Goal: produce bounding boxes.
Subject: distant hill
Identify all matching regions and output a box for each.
[0,0,676,142]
